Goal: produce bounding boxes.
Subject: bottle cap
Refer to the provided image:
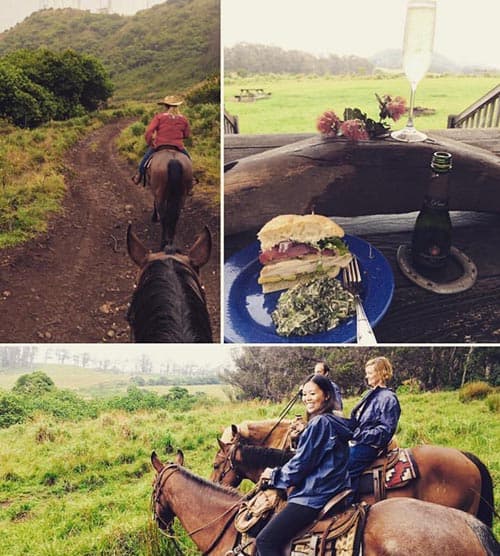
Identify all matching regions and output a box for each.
[431,151,452,173]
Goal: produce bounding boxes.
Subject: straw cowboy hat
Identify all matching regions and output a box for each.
[158,95,184,106]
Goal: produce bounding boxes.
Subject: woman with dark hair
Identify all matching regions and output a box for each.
[255,374,353,556]
[347,356,401,495]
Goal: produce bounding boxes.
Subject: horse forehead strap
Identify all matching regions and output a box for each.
[154,463,180,501]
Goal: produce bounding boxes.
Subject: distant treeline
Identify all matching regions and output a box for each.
[223,346,500,401]
[0,48,112,127]
[225,43,374,76]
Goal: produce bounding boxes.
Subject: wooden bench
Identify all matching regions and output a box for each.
[448,83,500,128]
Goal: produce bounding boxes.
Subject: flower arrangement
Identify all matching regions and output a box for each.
[317,94,407,141]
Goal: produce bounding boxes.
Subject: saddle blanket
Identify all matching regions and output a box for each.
[385,448,418,488]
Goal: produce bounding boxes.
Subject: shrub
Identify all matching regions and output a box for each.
[397,378,424,395]
[12,371,55,396]
[485,392,500,413]
[0,391,27,428]
[458,381,493,402]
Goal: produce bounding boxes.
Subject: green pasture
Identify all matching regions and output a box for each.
[0,391,498,555]
[224,74,500,134]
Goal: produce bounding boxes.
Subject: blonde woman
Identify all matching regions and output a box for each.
[132,95,191,184]
[347,356,401,495]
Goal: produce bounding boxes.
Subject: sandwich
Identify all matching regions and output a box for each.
[257,214,353,293]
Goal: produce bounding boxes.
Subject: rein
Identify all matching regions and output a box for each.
[260,389,302,446]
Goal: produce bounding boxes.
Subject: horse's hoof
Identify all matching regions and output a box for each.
[131,174,141,185]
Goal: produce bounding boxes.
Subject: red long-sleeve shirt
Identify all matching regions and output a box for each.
[144,112,191,150]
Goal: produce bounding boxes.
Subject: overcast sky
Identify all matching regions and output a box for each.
[222,0,500,68]
[0,0,165,32]
[28,344,237,370]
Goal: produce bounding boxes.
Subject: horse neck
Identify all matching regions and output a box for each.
[167,468,240,552]
[130,260,211,342]
[246,419,291,448]
[236,445,291,483]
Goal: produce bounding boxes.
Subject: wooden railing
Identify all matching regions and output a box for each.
[448,84,500,128]
[224,108,239,134]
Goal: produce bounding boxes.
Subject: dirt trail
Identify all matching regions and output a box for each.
[0,119,220,342]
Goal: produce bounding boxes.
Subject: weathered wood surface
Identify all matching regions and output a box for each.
[224,130,500,343]
[225,212,500,343]
[224,130,500,236]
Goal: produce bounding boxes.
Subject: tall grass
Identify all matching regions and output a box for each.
[0,391,498,554]
[224,74,500,134]
[0,106,143,249]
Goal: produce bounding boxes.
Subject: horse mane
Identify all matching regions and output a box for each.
[238,445,294,468]
[177,465,241,499]
[127,255,212,342]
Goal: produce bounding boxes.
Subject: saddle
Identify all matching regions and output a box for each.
[231,489,366,556]
[359,447,419,501]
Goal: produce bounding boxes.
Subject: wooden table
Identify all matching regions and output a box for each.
[224,130,500,343]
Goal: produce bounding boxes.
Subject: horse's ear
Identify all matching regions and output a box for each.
[175,449,184,466]
[127,224,149,267]
[231,424,239,438]
[188,226,212,269]
[151,451,164,473]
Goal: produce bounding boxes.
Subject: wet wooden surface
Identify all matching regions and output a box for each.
[224,130,500,343]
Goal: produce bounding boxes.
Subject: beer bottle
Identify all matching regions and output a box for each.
[411,151,452,269]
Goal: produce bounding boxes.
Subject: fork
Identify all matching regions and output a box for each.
[342,257,377,345]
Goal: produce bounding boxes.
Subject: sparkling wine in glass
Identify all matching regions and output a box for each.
[392,0,437,142]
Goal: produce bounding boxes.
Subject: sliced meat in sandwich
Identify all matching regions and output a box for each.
[257,214,353,294]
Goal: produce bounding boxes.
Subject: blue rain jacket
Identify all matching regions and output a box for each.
[268,413,352,509]
[349,386,401,449]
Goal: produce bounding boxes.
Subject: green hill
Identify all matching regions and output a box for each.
[0,0,220,100]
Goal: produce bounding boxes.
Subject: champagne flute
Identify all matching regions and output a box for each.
[392,0,437,142]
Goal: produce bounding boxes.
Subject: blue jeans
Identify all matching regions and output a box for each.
[255,502,319,556]
[138,146,191,176]
[347,443,379,494]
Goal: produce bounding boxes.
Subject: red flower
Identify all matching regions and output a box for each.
[385,96,406,121]
[340,119,369,141]
[317,110,341,136]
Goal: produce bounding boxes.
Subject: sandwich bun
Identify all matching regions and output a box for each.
[258,214,345,251]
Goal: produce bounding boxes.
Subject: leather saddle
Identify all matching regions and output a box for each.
[359,447,419,501]
[231,489,366,556]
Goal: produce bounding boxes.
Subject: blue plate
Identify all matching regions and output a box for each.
[224,235,394,343]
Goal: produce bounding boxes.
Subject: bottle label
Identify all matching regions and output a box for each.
[423,197,448,210]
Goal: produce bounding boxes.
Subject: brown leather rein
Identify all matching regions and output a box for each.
[152,464,242,555]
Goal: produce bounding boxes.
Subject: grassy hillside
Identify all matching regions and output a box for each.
[224,74,500,133]
[0,391,498,554]
[0,0,220,100]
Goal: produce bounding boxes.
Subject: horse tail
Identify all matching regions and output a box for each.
[462,451,494,527]
[167,158,183,212]
[463,513,500,556]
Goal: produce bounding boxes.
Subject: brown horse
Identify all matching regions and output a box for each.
[152,451,499,556]
[126,225,212,342]
[146,148,192,248]
[211,420,494,527]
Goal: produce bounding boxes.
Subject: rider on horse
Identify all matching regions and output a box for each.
[132,95,192,191]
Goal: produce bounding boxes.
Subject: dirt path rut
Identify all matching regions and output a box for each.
[0,119,220,342]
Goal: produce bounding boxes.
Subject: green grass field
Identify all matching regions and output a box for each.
[0,391,498,555]
[224,74,500,134]
[0,366,227,400]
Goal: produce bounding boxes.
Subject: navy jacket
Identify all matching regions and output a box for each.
[269,413,352,509]
[349,386,401,449]
[330,380,343,411]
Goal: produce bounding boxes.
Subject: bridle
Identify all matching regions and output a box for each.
[215,442,243,485]
[152,463,242,555]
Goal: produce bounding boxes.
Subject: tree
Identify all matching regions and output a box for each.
[12,371,55,396]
